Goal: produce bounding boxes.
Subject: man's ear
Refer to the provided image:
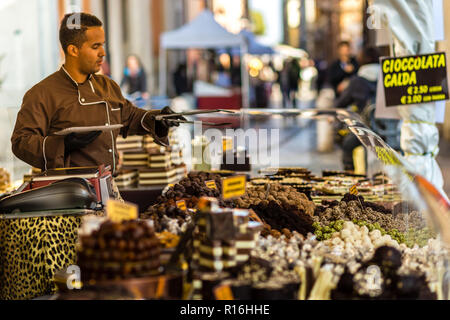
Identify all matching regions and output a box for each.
[67,44,79,58]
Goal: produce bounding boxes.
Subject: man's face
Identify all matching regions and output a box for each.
[78,27,106,75]
[338,44,350,61]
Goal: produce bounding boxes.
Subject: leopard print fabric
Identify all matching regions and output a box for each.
[0,215,82,300]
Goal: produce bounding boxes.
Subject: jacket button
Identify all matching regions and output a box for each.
[109,149,113,153]
[81,98,85,102]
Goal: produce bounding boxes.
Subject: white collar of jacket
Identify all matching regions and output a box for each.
[61,65,93,87]
[357,63,380,82]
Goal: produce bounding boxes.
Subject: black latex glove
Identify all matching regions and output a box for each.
[158,106,187,129]
[144,107,187,146]
[64,131,102,156]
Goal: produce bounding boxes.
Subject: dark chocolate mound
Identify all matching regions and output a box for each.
[250,201,314,237]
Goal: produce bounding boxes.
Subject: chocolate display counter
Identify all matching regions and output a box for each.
[1,109,449,300]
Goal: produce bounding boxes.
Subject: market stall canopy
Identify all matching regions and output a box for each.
[160,10,244,49]
[217,30,275,55]
[159,9,250,108]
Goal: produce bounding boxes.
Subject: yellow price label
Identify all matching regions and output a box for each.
[214,285,234,300]
[349,184,358,195]
[155,276,166,299]
[176,200,187,211]
[222,175,246,200]
[106,199,138,223]
[222,137,233,152]
[205,180,217,190]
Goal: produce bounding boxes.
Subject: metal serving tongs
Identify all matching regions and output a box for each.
[165,119,233,126]
[154,109,236,120]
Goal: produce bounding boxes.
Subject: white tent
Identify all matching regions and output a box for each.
[159,10,250,108]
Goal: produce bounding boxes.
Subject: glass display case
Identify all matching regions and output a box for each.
[1,106,449,300]
[174,108,450,300]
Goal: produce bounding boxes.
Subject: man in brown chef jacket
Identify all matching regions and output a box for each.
[11,12,183,174]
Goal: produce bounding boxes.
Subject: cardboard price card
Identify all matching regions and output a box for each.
[205,180,217,190]
[222,175,246,200]
[155,276,167,299]
[222,137,233,152]
[350,184,359,195]
[381,52,449,107]
[176,200,187,211]
[106,199,138,223]
[214,285,234,300]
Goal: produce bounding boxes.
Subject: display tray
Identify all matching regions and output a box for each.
[58,273,184,300]
[0,208,95,220]
[52,124,123,136]
[119,186,165,213]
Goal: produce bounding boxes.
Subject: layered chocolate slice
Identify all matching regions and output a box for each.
[138,167,179,186]
[116,135,143,151]
[122,149,149,167]
[114,169,138,188]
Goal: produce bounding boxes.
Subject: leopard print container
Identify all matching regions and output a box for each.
[0,215,82,300]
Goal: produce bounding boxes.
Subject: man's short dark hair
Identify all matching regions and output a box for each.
[338,41,351,48]
[59,12,102,54]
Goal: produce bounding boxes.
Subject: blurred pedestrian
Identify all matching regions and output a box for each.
[120,54,149,100]
[328,41,359,97]
[230,55,242,87]
[214,63,231,88]
[314,58,328,92]
[334,46,379,113]
[333,46,387,171]
[173,63,188,95]
[279,58,301,108]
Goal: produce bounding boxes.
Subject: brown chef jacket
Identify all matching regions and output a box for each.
[11,66,164,174]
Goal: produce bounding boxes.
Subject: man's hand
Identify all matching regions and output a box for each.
[144,107,186,138]
[337,79,350,94]
[158,106,187,129]
[343,63,354,74]
[143,107,187,146]
[64,131,102,156]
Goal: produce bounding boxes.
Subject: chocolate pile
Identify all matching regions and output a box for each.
[232,184,315,239]
[155,172,235,208]
[251,201,315,238]
[332,246,437,300]
[77,220,161,281]
[251,224,444,300]
[141,200,190,232]
[314,195,407,232]
[235,184,315,216]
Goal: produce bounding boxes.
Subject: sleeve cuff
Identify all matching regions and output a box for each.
[141,111,170,147]
[43,135,65,170]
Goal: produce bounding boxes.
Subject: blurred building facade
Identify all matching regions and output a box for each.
[0,0,372,106]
